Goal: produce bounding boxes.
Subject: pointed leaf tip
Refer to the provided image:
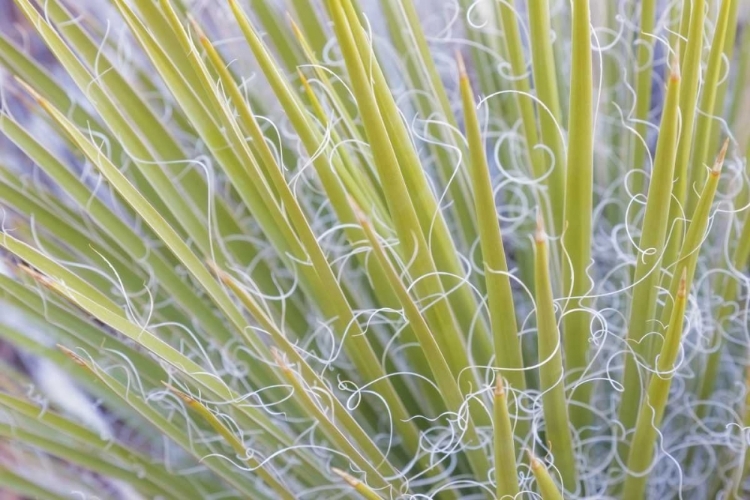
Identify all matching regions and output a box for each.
[526,449,542,470]
[13,77,42,102]
[187,15,209,44]
[494,376,506,397]
[535,210,546,244]
[205,260,232,286]
[205,259,221,275]
[670,47,681,81]
[271,347,290,371]
[456,50,467,79]
[297,67,310,86]
[57,345,87,367]
[287,13,303,38]
[17,263,54,289]
[163,382,196,405]
[677,268,688,299]
[348,194,367,225]
[331,468,359,487]
[712,139,729,175]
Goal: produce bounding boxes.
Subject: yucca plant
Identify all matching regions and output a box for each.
[0,0,748,498]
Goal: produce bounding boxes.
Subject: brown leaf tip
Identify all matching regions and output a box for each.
[456,50,468,80]
[332,468,360,487]
[712,138,729,176]
[287,14,303,39]
[348,194,368,225]
[163,382,196,405]
[17,263,55,288]
[526,449,543,471]
[58,345,87,367]
[13,77,43,103]
[205,260,228,282]
[535,211,546,244]
[670,47,681,82]
[271,347,291,372]
[494,375,506,398]
[677,268,688,299]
